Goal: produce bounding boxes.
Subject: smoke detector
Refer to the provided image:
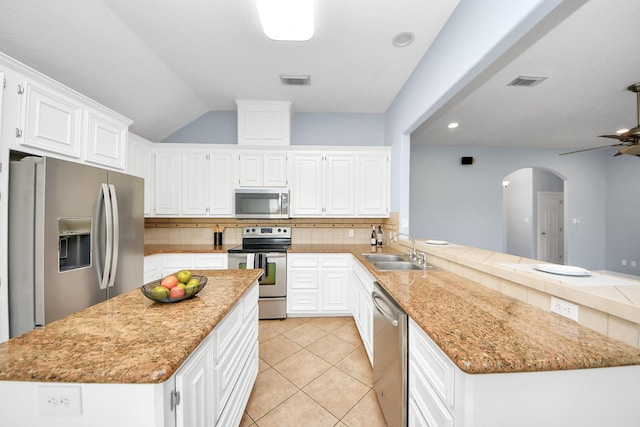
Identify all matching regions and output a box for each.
[280,75,311,86]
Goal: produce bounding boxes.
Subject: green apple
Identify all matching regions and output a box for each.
[176,270,192,284]
[150,286,169,300]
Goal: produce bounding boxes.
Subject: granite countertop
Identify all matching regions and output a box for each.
[0,269,262,384]
[144,244,235,256]
[146,244,640,375]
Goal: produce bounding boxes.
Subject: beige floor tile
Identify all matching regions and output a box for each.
[256,391,338,427]
[333,321,364,346]
[307,316,352,332]
[245,368,297,421]
[306,333,357,364]
[239,412,255,427]
[259,334,303,365]
[273,348,332,388]
[341,389,388,427]
[303,367,370,419]
[259,323,280,343]
[258,357,270,372]
[261,317,308,334]
[335,346,373,387]
[283,322,329,347]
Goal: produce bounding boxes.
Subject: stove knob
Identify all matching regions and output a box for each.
[277,228,281,232]
[251,228,256,233]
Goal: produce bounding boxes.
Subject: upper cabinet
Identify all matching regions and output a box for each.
[13,74,131,170]
[290,149,389,218]
[238,152,287,187]
[236,100,292,146]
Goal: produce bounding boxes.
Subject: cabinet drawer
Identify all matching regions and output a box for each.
[216,340,258,427]
[409,358,454,427]
[193,254,227,269]
[288,255,319,268]
[289,270,319,289]
[410,319,455,408]
[213,302,243,362]
[320,254,350,268]
[161,254,194,268]
[288,291,319,312]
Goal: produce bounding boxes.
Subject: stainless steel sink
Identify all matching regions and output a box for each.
[373,261,428,271]
[361,253,409,262]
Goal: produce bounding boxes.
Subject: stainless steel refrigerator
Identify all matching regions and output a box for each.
[8,156,144,338]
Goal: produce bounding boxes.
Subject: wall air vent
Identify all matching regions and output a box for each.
[280,75,311,86]
[507,75,547,87]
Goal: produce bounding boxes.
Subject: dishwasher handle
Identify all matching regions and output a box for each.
[372,291,399,327]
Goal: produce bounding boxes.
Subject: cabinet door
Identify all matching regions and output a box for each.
[175,340,214,427]
[290,153,324,216]
[85,109,128,170]
[210,152,234,216]
[154,151,182,215]
[263,153,287,187]
[325,154,355,216]
[320,270,350,313]
[182,152,210,215]
[128,136,154,215]
[18,81,82,158]
[356,153,389,217]
[238,152,264,187]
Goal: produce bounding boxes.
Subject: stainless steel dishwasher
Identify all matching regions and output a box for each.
[372,281,408,427]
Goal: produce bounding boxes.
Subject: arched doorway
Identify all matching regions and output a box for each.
[503,168,565,262]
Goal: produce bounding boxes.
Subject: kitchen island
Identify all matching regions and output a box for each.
[0,269,262,427]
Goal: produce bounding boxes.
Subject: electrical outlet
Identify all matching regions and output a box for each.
[38,385,82,415]
[348,229,354,238]
[631,261,637,267]
[550,297,579,322]
[622,259,627,266]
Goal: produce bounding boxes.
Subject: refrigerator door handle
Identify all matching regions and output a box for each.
[107,184,119,289]
[100,183,114,290]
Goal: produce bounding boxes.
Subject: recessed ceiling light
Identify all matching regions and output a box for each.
[392,32,414,48]
[448,122,459,129]
[255,0,314,41]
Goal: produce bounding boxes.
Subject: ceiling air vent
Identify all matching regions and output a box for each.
[280,75,310,86]
[507,75,547,87]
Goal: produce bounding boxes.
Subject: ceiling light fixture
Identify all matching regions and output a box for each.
[448,122,459,129]
[616,128,629,135]
[392,32,414,48]
[255,0,314,41]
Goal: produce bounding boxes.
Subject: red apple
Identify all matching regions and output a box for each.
[169,286,186,299]
[161,275,179,290]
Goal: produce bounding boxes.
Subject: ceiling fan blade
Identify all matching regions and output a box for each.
[614,144,640,157]
[559,143,624,156]
[598,134,625,140]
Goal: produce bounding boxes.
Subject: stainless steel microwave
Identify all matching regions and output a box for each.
[234,189,290,219]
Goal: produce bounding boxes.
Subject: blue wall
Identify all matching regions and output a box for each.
[162,111,384,146]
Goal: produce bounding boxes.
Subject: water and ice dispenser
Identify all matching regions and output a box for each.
[58,218,91,272]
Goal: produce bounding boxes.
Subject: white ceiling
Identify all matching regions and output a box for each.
[411,0,640,154]
[0,0,459,141]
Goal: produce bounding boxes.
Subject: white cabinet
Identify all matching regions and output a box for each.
[157,254,227,278]
[154,150,183,215]
[17,81,82,158]
[85,109,128,170]
[127,134,155,215]
[143,254,162,284]
[287,254,350,316]
[351,259,374,364]
[236,100,291,146]
[182,151,210,215]
[238,152,287,187]
[175,335,214,427]
[325,154,355,216]
[209,151,235,216]
[290,150,389,218]
[290,153,324,216]
[356,152,388,217]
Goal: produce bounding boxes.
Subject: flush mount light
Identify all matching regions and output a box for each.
[616,128,630,134]
[255,0,314,41]
[448,122,459,129]
[392,32,414,48]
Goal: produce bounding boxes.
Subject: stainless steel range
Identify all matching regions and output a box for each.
[228,226,290,319]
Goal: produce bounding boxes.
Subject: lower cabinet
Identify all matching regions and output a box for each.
[144,254,228,283]
[175,282,259,427]
[287,254,350,316]
[351,259,374,365]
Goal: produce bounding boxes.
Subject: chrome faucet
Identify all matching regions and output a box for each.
[391,232,417,261]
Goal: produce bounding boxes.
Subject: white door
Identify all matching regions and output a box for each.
[238,153,264,187]
[537,191,564,263]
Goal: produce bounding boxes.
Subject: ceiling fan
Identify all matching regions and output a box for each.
[560,82,640,157]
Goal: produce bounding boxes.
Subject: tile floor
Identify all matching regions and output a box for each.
[241,317,387,427]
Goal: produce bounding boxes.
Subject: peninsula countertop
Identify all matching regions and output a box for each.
[146,243,640,374]
[0,269,262,384]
